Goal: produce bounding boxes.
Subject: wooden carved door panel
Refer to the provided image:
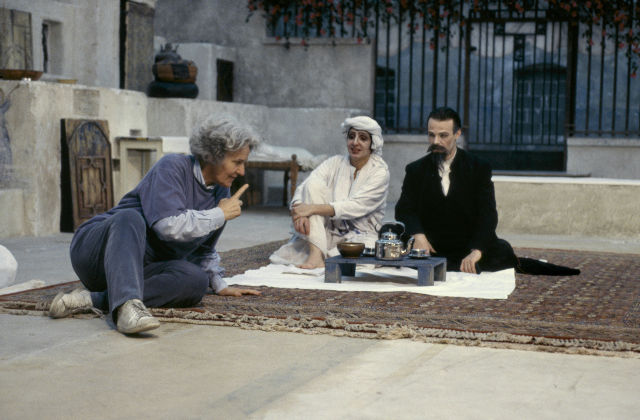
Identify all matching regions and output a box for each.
[61,119,113,231]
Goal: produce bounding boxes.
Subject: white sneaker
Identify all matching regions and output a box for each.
[49,288,97,318]
[116,299,160,334]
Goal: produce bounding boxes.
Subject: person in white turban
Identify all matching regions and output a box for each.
[270,116,390,269]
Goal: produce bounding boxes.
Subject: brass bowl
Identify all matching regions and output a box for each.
[337,242,365,258]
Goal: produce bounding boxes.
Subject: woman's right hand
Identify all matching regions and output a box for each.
[219,184,248,221]
[293,216,310,235]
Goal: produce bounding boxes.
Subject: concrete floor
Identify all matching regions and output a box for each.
[2,206,640,419]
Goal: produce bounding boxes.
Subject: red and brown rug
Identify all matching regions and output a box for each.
[2,240,639,356]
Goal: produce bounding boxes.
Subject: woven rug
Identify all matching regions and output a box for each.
[2,240,639,356]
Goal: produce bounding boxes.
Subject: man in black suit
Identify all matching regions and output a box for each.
[396,107,585,277]
[395,107,516,273]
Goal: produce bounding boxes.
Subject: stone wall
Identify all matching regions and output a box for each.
[146,99,367,156]
[0,80,148,236]
[153,0,374,110]
[2,0,120,88]
[0,80,366,237]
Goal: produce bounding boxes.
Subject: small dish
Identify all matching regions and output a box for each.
[409,254,430,259]
[409,249,429,259]
[362,247,375,257]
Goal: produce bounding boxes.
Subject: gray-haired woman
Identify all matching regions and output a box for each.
[49,117,261,335]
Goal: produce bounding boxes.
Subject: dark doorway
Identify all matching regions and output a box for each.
[216,59,234,102]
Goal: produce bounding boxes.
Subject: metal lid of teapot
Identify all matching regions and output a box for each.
[378,221,405,239]
[379,230,399,241]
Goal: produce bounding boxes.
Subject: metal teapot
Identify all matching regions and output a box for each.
[375,222,414,261]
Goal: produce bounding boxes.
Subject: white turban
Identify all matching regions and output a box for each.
[341,116,384,156]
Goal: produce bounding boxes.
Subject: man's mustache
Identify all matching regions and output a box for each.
[428,144,448,154]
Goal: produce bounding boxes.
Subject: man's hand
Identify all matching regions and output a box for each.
[293,215,310,235]
[412,233,436,254]
[460,249,482,274]
[217,287,261,296]
[219,184,249,221]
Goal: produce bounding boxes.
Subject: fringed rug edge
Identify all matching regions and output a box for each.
[152,307,640,358]
[2,300,639,358]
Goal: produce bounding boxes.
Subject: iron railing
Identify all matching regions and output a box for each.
[269,1,640,168]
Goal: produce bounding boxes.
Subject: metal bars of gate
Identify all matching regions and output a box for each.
[374,4,467,133]
[570,0,640,137]
[267,2,639,140]
[372,1,639,140]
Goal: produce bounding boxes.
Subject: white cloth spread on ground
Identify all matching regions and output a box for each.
[270,154,390,265]
[227,263,516,299]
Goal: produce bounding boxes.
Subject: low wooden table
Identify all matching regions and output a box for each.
[325,255,447,286]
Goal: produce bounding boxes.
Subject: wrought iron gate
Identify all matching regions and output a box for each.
[373,3,639,171]
[462,18,570,170]
[267,2,640,171]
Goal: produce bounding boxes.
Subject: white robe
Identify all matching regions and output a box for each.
[270,154,390,265]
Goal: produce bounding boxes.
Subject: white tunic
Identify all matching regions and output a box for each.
[270,154,390,265]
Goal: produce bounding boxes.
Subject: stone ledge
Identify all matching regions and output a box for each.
[568,137,640,147]
[493,175,640,186]
[495,180,640,239]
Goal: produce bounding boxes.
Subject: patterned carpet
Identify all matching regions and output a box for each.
[2,240,639,355]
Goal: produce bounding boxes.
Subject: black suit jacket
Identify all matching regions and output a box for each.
[395,148,499,257]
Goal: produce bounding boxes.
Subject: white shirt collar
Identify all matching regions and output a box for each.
[193,158,215,190]
[439,148,456,196]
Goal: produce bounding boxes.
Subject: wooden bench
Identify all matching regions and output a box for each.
[245,154,302,206]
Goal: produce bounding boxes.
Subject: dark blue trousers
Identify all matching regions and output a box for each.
[70,209,209,316]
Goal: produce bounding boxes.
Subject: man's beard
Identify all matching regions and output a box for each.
[428,144,448,168]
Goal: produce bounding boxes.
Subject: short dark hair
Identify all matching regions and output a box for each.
[427,107,462,133]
